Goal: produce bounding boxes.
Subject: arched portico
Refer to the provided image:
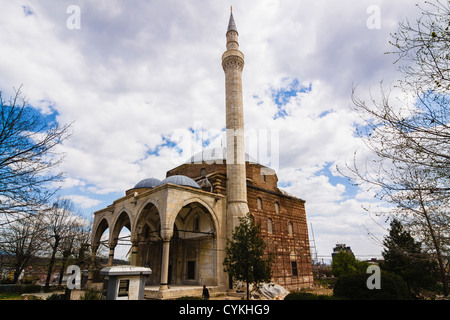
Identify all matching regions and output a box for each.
[91,182,227,296]
[134,197,219,290]
[167,200,218,287]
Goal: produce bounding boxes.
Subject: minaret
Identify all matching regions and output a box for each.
[222,9,249,232]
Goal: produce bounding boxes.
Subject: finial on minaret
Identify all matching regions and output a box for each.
[231,5,232,12]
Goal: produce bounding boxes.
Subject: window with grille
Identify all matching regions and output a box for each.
[291,261,298,276]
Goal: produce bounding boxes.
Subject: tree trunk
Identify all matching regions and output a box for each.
[419,191,448,296]
[13,258,29,284]
[13,269,22,284]
[58,252,70,286]
[45,247,57,290]
[45,236,60,290]
[246,281,250,300]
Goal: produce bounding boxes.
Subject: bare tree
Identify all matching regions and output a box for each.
[342,0,449,296]
[43,198,78,290]
[0,212,46,283]
[0,86,71,225]
[57,215,91,285]
[389,0,449,93]
[73,219,92,268]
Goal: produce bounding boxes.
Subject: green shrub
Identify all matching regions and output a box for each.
[0,284,42,294]
[333,271,409,300]
[46,293,65,300]
[79,289,103,300]
[22,284,42,293]
[284,291,336,300]
[0,285,17,293]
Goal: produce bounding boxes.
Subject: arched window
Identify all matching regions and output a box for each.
[193,215,200,232]
[290,251,298,276]
[267,218,273,234]
[275,202,280,214]
[200,168,206,177]
[257,197,263,210]
[288,221,294,236]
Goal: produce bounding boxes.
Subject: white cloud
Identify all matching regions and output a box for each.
[64,195,102,209]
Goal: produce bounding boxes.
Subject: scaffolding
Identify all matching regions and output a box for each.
[309,223,318,264]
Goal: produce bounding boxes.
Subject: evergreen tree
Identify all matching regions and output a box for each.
[382,219,438,297]
[223,214,273,300]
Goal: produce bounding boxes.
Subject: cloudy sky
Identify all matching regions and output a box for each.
[0,0,425,261]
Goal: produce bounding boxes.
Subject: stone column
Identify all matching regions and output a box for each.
[87,245,98,287]
[108,243,116,267]
[159,229,173,291]
[130,240,139,266]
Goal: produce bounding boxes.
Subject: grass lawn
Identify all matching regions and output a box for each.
[0,292,23,300]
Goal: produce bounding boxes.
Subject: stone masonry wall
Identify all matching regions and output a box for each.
[167,162,314,290]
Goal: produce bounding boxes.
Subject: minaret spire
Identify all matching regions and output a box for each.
[227,8,237,33]
[222,10,249,233]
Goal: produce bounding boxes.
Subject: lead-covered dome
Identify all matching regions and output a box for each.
[134,177,162,189]
[184,147,257,164]
[161,175,200,189]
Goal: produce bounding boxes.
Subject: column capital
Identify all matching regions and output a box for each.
[160,229,173,242]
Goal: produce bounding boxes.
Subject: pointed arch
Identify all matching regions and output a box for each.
[110,210,132,246]
[134,201,161,241]
[92,218,109,247]
[267,217,273,234]
[288,221,294,236]
[169,196,219,234]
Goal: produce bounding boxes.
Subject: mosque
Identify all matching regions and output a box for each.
[90,11,313,299]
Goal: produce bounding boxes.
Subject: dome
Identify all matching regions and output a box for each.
[161,175,200,189]
[133,177,162,189]
[184,147,257,164]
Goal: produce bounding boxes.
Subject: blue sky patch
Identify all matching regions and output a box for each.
[319,110,334,118]
[270,78,312,119]
[278,181,292,188]
[316,162,359,199]
[1,99,60,133]
[22,5,33,16]
[143,136,181,158]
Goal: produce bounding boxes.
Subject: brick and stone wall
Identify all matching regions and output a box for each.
[167,161,314,290]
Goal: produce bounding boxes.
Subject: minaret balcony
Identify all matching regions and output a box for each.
[221,50,245,70]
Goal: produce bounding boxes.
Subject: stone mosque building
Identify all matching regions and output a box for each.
[90,11,313,298]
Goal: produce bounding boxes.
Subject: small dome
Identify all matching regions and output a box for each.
[161,175,200,189]
[134,178,162,189]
